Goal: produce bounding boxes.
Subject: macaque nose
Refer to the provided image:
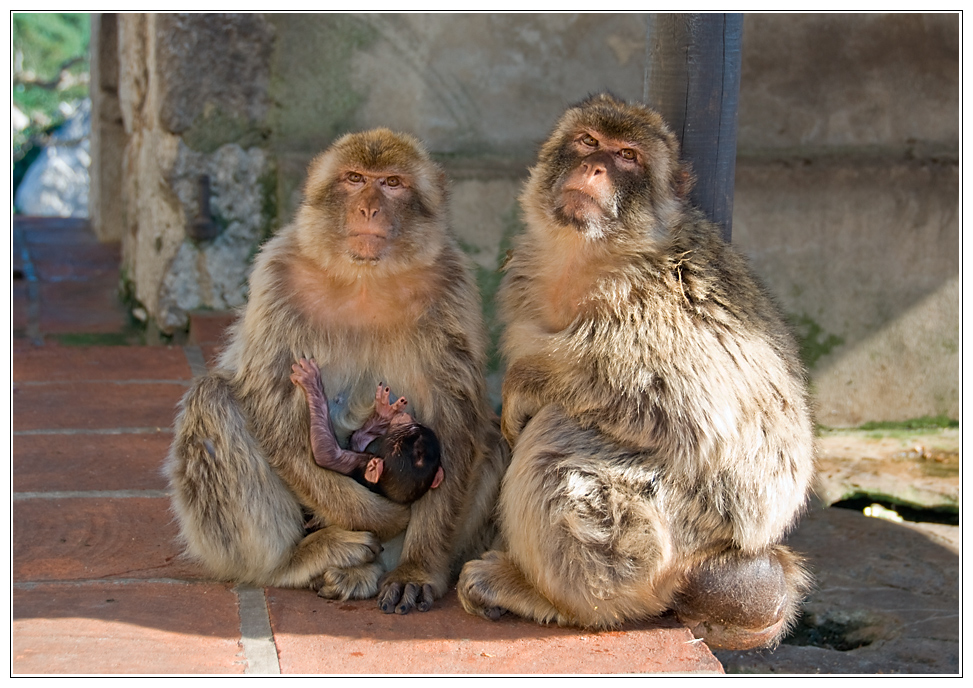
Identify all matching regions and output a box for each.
[581,159,607,178]
[359,204,380,219]
[358,187,382,219]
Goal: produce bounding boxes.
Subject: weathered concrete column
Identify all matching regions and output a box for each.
[645,13,743,241]
[89,13,126,242]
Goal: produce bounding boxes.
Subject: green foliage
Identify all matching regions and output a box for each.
[13,13,89,78]
[12,13,90,169]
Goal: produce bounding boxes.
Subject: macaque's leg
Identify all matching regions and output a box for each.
[350,384,409,452]
[290,358,371,474]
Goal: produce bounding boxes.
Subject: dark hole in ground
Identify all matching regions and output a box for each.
[783,616,872,652]
[831,497,958,526]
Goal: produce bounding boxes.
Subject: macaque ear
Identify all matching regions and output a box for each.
[364,457,384,484]
[673,163,696,199]
[430,465,444,489]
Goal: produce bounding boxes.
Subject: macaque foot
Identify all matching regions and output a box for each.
[456,556,511,622]
[290,357,322,393]
[373,383,408,422]
[377,581,436,614]
[377,563,443,614]
[312,562,384,601]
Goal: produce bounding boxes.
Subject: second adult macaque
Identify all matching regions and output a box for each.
[291,357,444,505]
[458,94,815,650]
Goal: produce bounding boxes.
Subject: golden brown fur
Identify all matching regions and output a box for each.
[166,129,507,613]
[458,94,814,648]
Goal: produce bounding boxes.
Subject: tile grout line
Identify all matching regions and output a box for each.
[236,586,282,675]
[13,490,170,500]
[183,345,209,378]
[14,428,173,436]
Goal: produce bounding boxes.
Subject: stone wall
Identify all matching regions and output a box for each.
[97,12,958,424]
[732,13,958,425]
[112,14,277,333]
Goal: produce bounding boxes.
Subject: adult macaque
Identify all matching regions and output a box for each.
[290,357,444,505]
[458,94,814,650]
[166,129,506,614]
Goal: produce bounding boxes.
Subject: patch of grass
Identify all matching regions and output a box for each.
[857,416,959,431]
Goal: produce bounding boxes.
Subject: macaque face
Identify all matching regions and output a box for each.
[337,168,415,262]
[552,130,648,231]
[298,129,447,271]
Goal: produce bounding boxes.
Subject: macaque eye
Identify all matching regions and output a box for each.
[385,176,401,187]
[580,134,598,147]
[619,148,637,161]
[347,172,364,183]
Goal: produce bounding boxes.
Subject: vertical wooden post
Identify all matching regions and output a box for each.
[645,13,743,242]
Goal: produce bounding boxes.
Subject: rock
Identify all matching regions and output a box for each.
[813,428,959,514]
[714,506,959,674]
[14,99,91,218]
[155,141,273,332]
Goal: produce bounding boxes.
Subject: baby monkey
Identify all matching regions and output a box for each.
[291,358,444,504]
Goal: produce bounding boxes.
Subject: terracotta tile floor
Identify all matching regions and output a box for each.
[10,217,723,675]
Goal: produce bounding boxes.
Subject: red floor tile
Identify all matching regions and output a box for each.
[12,581,245,674]
[267,588,723,674]
[38,281,131,334]
[13,380,188,431]
[13,345,193,383]
[188,310,237,348]
[12,496,203,583]
[13,432,172,493]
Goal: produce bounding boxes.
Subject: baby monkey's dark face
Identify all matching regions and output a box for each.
[377,422,443,504]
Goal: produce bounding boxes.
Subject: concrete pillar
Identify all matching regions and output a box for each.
[88,13,127,242]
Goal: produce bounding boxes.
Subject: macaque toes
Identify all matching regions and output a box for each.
[290,357,444,505]
[458,94,815,650]
[166,129,506,614]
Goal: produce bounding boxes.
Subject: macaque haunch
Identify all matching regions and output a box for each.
[291,357,444,505]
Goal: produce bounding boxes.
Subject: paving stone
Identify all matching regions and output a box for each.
[267,588,723,674]
[715,506,959,674]
[38,280,131,334]
[12,496,202,583]
[13,581,245,674]
[12,280,30,332]
[13,380,188,431]
[13,432,172,493]
[28,242,121,282]
[16,215,97,238]
[13,345,193,382]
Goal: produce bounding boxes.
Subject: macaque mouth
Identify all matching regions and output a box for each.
[348,231,389,260]
[556,188,606,224]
